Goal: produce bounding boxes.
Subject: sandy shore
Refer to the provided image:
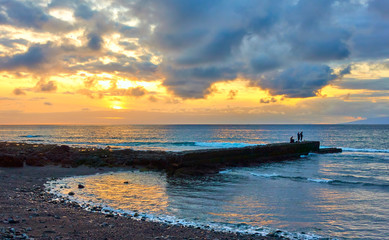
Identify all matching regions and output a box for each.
[0,166,278,240]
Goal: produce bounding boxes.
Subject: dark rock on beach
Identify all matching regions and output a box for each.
[0,153,23,167]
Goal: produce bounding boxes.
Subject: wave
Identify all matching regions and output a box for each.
[336,147,389,153]
[194,142,257,148]
[19,135,43,138]
[59,141,257,150]
[249,172,389,188]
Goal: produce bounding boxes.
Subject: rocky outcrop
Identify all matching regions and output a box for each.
[0,153,23,167]
[167,141,321,176]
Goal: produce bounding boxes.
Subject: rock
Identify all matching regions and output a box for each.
[25,155,48,167]
[123,181,129,184]
[78,184,85,189]
[68,192,75,196]
[8,218,20,224]
[0,154,23,168]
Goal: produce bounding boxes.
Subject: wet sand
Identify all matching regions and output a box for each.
[0,166,278,240]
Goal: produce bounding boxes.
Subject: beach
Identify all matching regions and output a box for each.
[0,165,277,240]
[1,124,388,239]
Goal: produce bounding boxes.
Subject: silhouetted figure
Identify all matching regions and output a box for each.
[290,136,295,143]
[297,132,301,142]
[301,131,303,141]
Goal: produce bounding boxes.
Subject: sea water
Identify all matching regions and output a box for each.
[1,124,388,239]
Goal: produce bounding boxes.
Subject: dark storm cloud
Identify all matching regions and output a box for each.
[124,0,356,98]
[164,66,238,98]
[259,64,339,98]
[0,0,73,33]
[87,33,103,50]
[74,4,95,20]
[0,0,49,29]
[1,0,389,99]
[250,55,282,73]
[0,44,48,70]
[175,30,246,65]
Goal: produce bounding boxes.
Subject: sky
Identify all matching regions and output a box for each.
[0,0,388,124]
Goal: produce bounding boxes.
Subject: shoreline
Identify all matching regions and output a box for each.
[0,165,278,240]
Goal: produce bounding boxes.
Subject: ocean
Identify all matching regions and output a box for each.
[1,124,388,239]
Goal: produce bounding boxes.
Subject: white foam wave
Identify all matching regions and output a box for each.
[250,172,280,178]
[250,173,335,184]
[219,169,233,174]
[194,142,257,149]
[340,147,389,153]
[307,178,333,183]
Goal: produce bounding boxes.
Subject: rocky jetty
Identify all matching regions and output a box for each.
[0,141,340,176]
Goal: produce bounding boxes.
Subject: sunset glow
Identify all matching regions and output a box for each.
[0,0,388,124]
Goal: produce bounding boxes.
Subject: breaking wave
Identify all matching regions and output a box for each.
[249,172,389,188]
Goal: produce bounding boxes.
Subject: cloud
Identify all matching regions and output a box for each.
[13,88,26,95]
[260,97,277,104]
[74,3,95,20]
[44,101,52,106]
[227,90,238,100]
[111,86,147,97]
[337,78,389,91]
[0,39,28,48]
[34,79,57,92]
[0,0,49,29]
[163,66,238,98]
[258,64,340,98]
[87,32,103,51]
[0,44,48,70]
[1,0,389,100]
[0,0,72,32]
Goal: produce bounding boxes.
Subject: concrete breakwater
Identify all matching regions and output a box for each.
[0,141,340,176]
[166,141,321,176]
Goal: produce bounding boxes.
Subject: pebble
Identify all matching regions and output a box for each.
[78,184,85,189]
[7,218,20,224]
[68,192,75,196]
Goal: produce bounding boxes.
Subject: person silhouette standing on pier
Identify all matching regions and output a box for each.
[297,132,301,142]
[300,131,303,141]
